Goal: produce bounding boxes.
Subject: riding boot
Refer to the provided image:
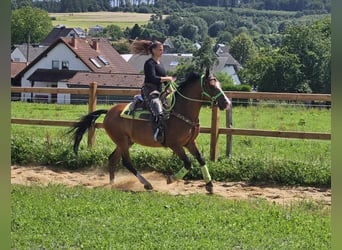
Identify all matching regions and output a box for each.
[149,96,165,143]
[153,114,165,143]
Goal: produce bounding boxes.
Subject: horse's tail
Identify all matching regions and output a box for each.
[67,109,108,155]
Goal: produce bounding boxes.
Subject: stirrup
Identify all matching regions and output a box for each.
[153,128,160,142]
[153,128,164,143]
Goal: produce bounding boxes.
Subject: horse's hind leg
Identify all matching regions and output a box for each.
[108,148,121,184]
[185,141,213,194]
[121,149,153,190]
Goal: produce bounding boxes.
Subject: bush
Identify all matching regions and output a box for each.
[222,84,252,92]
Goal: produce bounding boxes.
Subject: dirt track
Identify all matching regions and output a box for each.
[11,165,331,206]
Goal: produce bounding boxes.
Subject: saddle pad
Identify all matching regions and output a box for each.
[120,103,152,121]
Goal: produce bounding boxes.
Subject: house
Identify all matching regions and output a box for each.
[125,51,242,85]
[214,44,242,85]
[15,36,141,104]
[11,44,48,63]
[11,25,86,63]
[110,0,155,7]
[11,62,27,85]
[125,53,193,74]
[40,25,86,46]
[67,72,144,103]
[88,25,104,36]
[11,62,27,100]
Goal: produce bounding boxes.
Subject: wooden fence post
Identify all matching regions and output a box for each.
[226,103,233,157]
[210,105,219,161]
[87,82,97,148]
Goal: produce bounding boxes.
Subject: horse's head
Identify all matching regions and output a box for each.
[201,69,231,110]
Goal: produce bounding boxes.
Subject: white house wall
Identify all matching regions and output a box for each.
[33,81,54,102]
[221,65,241,85]
[21,43,90,101]
[57,82,70,104]
[11,48,26,62]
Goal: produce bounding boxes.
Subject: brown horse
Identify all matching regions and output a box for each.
[69,69,231,193]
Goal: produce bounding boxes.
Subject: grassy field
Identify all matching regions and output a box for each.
[11,184,331,249]
[49,11,154,29]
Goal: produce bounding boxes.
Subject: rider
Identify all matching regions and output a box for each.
[130,39,175,143]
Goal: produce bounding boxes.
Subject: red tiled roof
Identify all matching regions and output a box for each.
[17,37,138,78]
[61,37,138,74]
[68,72,144,88]
[11,62,27,78]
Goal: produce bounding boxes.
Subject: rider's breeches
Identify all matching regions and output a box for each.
[141,85,163,125]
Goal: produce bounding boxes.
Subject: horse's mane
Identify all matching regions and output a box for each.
[177,72,201,90]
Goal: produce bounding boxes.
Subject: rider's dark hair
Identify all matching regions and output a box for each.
[130,39,162,55]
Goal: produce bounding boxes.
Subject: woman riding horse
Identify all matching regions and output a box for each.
[69,69,231,194]
[130,39,176,143]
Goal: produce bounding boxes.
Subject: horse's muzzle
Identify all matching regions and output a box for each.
[218,96,231,110]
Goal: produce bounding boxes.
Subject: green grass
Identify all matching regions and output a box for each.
[11,102,331,186]
[11,184,331,249]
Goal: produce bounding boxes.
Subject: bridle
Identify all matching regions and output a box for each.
[166,75,227,128]
[168,74,226,107]
[200,75,226,106]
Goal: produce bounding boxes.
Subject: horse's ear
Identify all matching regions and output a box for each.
[205,68,210,78]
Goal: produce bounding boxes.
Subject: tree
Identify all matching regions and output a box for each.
[215,71,235,88]
[112,40,130,54]
[282,18,331,93]
[208,21,226,37]
[129,24,142,39]
[179,24,199,41]
[217,31,233,45]
[170,35,197,53]
[11,6,52,45]
[104,24,124,41]
[239,49,309,93]
[139,28,163,40]
[192,36,218,72]
[164,14,184,36]
[229,32,257,67]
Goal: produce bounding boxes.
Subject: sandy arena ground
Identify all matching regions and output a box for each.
[11,165,331,206]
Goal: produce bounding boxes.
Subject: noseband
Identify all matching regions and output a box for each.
[171,75,225,106]
[168,74,225,127]
[200,75,225,105]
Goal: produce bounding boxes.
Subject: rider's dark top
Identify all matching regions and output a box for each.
[144,58,166,92]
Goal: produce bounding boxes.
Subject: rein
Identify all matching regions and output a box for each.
[168,75,225,107]
[164,75,225,128]
[171,110,199,127]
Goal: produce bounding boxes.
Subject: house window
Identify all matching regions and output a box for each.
[89,58,102,68]
[170,61,179,67]
[52,60,59,69]
[98,55,109,65]
[62,61,69,69]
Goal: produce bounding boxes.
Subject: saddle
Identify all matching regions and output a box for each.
[120,88,174,121]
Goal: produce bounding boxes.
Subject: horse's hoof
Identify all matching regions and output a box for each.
[205,181,214,194]
[166,175,176,184]
[144,183,153,190]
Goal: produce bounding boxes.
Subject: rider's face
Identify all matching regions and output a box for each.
[152,44,164,57]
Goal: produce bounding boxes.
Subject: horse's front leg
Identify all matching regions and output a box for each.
[167,145,192,184]
[185,141,213,194]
